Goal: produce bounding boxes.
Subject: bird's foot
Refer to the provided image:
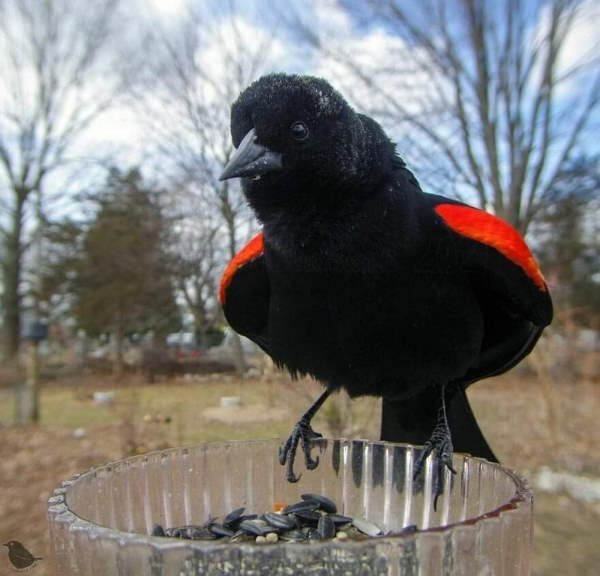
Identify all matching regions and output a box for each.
[278,418,323,483]
[413,420,457,509]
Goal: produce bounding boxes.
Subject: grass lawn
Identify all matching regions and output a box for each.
[1,365,599,575]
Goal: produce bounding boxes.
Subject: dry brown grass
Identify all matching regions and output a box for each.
[0,339,599,575]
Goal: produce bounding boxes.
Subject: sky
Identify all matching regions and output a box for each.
[2,0,599,218]
[91,0,600,157]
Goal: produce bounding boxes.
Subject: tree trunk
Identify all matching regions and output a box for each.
[2,190,26,360]
[113,323,124,380]
[15,341,40,425]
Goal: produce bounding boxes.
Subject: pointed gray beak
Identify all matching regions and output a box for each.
[220,128,283,181]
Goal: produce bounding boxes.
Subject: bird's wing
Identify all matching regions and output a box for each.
[429,197,553,382]
[220,232,270,353]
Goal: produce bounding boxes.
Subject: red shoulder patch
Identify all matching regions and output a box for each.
[219,233,265,305]
[435,204,547,291]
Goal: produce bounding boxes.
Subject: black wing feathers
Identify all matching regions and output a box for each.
[222,255,270,353]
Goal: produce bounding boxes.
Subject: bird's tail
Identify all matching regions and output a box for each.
[380,385,497,462]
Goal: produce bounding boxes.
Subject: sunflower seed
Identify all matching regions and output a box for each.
[301,493,337,513]
[282,500,320,515]
[229,530,252,543]
[151,494,408,544]
[263,512,298,530]
[189,527,218,540]
[352,517,382,537]
[239,519,272,536]
[226,513,257,531]
[327,514,353,526]
[317,514,336,539]
[223,507,246,527]
[294,509,321,524]
[280,529,308,542]
[209,523,235,538]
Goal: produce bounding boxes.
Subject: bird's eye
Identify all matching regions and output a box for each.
[290,121,309,141]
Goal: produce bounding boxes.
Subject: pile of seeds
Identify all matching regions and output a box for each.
[150,493,418,544]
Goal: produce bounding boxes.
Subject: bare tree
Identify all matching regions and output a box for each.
[128,1,286,369]
[288,0,600,233]
[0,0,124,366]
[169,189,223,349]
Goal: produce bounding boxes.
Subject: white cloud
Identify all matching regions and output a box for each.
[532,0,600,98]
[310,1,435,128]
[147,0,186,17]
[559,0,600,74]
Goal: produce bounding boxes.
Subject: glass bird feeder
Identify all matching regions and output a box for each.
[47,439,533,575]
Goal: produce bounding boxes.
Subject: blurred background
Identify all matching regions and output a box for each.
[0,0,598,574]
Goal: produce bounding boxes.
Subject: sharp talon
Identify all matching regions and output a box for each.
[443,458,457,475]
[413,442,433,481]
[305,453,319,470]
[278,443,288,465]
[413,384,456,509]
[433,491,442,511]
[287,472,301,483]
[279,418,323,482]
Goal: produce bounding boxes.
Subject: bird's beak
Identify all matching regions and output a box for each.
[220,128,282,181]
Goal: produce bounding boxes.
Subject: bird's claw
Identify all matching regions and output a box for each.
[279,419,323,482]
[413,424,456,510]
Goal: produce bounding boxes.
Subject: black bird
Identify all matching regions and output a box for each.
[4,540,43,570]
[219,73,552,490]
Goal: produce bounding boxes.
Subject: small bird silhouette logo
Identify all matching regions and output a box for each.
[3,541,42,570]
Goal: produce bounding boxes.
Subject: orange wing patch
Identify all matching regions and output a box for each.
[435,204,547,291]
[219,233,265,305]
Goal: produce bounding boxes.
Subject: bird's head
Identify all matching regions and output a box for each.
[4,541,18,548]
[220,73,395,217]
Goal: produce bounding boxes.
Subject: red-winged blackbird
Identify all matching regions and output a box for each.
[4,540,43,569]
[219,73,552,491]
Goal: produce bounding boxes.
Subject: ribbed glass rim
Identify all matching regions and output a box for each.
[47,438,532,552]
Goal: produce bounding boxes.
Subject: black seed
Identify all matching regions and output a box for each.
[223,507,245,527]
[301,493,337,513]
[210,523,235,538]
[164,527,182,538]
[227,513,257,531]
[294,509,321,525]
[327,514,353,526]
[263,512,297,530]
[318,515,336,539]
[282,500,319,515]
[239,519,272,536]
[281,530,307,542]
[187,526,217,540]
[229,530,251,543]
[151,495,401,544]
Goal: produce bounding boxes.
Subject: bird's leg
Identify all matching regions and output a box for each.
[413,383,457,508]
[279,389,331,483]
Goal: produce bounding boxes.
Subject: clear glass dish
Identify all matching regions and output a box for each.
[47,439,533,575]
